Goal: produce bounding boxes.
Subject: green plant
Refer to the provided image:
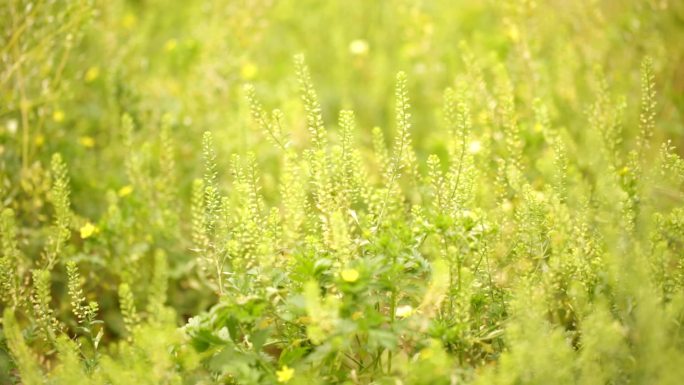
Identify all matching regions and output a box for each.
[2,0,684,384]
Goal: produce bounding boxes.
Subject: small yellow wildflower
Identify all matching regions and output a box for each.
[6,119,18,134]
[122,12,137,29]
[257,318,272,329]
[79,136,95,148]
[468,140,482,155]
[619,166,630,176]
[53,110,65,123]
[164,39,178,52]
[276,365,295,383]
[507,23,520,43]
[241,62,258,80]
[34,134,45,147]
[341,268,359,282]
[477,110,488,125]
[165,83,179,97]
[533,122,543,133]
[85,66,100,83]
[80,222,97,239]
[349,39,369,56]
[420,346,434,360]
[118,185,134,197]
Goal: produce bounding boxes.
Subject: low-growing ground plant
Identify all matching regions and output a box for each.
[2,0,684,384]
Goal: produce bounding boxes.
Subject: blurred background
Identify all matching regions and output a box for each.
[3,1,684,217]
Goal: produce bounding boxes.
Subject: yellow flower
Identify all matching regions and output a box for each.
[53,110,65,123]
[349,39,369,56]
[341,268,359,282]
[276,365,294,383]
[6,119,18,134]
[533,122,543,133]
[122,12,137,29]
[85,66,100,83]
[477,110,488,125]
[80,222,97,239]
[164,39,178,52]
[118,185,134,197]
[168,81,181,96]
[420,346,434,360]
[241,62,258,80]
[79,136,95,148]
[507,24,520,43]
[468,140,482,154]
[258,318,273,329]
[34,134,45,147]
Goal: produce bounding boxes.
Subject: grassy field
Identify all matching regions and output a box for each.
[2,0,684,383]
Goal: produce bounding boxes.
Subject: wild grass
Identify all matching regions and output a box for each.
[2,0,684,384]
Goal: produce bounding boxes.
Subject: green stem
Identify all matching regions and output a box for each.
[387,252,398,374]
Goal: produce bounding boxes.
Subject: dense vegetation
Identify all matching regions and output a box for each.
[2,0,684,383]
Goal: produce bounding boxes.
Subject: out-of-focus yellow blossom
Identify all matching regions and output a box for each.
[507,23,520,43]
[341,268,359,282]
[349,39,369,56]
[420,346,434,360]
[34,134,45,147]
[6,119,18,134]
[122,12,137,29]
[85,66,100,82]
[79,136,95,148]
[53,110,65,123]
[276,365,294,383]
[257,318,272,329]
[477,110,488,125]
[80,222,97,239]
[118,185,134,197]
[241,62,258,80]
[468,140,482,154]
[165,39,178,52]
[534,122,543,133]
[168,81,181,96]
